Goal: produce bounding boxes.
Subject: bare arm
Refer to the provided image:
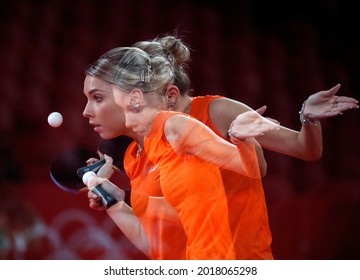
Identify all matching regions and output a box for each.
[164,114,262,179]
[226,109,279,176]
[208,84,358,161]
[86,177,151,258]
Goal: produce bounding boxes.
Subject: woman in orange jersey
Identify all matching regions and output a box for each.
[83,46,276,260]
[84,36,356,259]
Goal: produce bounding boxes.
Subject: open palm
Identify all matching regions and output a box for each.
[304,84,358,119]
[229,107,280,141]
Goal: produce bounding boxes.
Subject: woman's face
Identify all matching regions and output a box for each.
[83,75,132,139]
[112,86,161,137]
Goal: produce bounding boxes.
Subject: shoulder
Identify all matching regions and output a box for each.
[164,113,192,134]
[208,97,255,137]
[209,97,252,112]
[162,113,194,147]
[209,97,255,120]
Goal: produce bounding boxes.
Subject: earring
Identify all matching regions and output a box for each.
[130,103,141,112]
[168,102,176,109]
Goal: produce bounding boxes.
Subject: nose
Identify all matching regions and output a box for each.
[82,102,92,118]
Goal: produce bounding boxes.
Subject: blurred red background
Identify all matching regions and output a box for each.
[1,0,359,259]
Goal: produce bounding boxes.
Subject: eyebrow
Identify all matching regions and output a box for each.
[88,88,105,95]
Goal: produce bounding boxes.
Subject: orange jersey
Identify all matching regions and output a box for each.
[125,111,236,260]
[124,96,273,260]
[124,137,187,260]
[191,95,273,259]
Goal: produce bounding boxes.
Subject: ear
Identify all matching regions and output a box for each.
[166,85,180,109]
[129,88,144,106]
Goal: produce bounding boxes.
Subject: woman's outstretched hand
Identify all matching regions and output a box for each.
[228,106,280,141]
[303,84,359,120]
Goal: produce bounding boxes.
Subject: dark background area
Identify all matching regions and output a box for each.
[0,0,359,259]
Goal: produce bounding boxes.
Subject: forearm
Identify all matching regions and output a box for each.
[257,83,352,160]
[106,201,151,258]
[256,122,322,161]
[297,123,323,160]
[169,116,261,178]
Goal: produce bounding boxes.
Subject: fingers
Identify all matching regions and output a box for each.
[331,95,359,112]
[316,83,341,98]
[335,96,359,105]
[229,110,280,140]
[86,157,99,165]
[104,154,114,164]
[97,150,104,158]
[254,115,280,130]
[265,117,280,125]
[253,107,280,126]
[230,121,280,139]
[97,154,115,179]
[88,190,105,210]
[88,189,99,199]
[88,194,106,211]
[330,83,341,91]
[255,106,267,115]
[333,102,359,113]
[327,83,341,95]
[89,201,105,211]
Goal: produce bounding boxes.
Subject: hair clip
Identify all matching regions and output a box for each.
[140,69,145,83]
[140,64,151,83]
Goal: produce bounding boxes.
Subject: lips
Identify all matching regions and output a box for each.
[89,122,101,133]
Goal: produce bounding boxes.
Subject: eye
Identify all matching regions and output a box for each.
[93,94,103,102]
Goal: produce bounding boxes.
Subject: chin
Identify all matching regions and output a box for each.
[102,132,123,140]
[98,133,112,140]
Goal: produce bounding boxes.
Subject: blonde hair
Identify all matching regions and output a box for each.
[86,47,174,94]
[132,35,192,95]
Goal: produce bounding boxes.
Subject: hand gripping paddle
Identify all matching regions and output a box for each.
[49,136,132,208]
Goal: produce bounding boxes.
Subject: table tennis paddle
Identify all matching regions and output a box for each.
[49,136,132,208]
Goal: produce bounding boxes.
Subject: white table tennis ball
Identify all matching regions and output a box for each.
[47,112,63,127]
[82,171,97,186]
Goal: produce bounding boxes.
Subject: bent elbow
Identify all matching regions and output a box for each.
[259,162,267,178]
[261,168,267,178]
[302,148,323,161]
[312,151,323,161]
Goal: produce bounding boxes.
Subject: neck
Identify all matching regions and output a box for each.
[125,129,143,144]
[175,95,193,114]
